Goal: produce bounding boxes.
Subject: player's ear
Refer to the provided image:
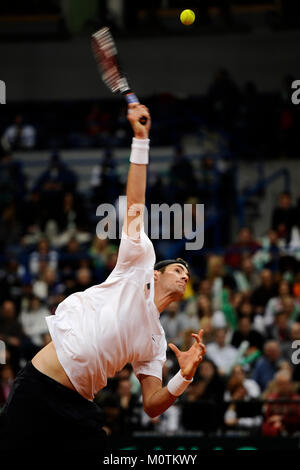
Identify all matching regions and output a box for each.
[153,270,160,282]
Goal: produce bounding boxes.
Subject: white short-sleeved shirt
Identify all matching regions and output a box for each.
[46,229,167,401]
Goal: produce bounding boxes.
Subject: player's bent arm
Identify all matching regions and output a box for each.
[138,372,193,418]
[123,104,151,238]
[138,374,177,418]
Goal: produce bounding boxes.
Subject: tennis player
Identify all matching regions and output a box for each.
[0,104,205,451]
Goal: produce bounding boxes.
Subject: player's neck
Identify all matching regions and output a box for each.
[153,290,178,314]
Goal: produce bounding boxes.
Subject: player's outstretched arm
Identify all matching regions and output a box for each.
[139,330,206,418]
[123,103,151,239]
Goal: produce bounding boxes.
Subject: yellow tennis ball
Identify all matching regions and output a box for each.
[180,9,195,26]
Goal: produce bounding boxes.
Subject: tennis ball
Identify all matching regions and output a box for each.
[180,9,195,26]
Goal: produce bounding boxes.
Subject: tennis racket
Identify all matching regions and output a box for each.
[91,26,147,125]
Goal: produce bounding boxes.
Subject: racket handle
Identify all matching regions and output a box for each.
[139,116,147,125]
[124,92,148,126]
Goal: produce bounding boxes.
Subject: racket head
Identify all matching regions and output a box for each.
[91,27,130,94]
[91,27,147,125]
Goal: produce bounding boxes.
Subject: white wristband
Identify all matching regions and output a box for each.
[129,137,150,164]
[167,370,193,397]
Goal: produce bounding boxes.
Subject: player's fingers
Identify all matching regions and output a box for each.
[191,333,200,344]
[128,103,148,113]
[139,105,149,113]
[191,333,205,347]
[196,345,206,357]
[128,107,150,121]
[198,329,204,341]
[168,343,181,358]
[198,342,206,355]
[137,107,150,118]
[191,335,206,354]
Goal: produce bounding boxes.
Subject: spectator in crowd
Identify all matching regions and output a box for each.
[29,238,58,278]
[233,255,260,294]
[252,340,282,391]
[225,364,260,401]
[70,267,94,294]
[206,255,236,315]
[89,236,118,283]
[32,266,61,305]
[235,299,265,337]
[190,359,226,403]
[250,269,277,317]
[207,68,240,130]
[58,236,89,279]
[231,316,264,353]
[0,151,26,248]
[55,192,89,235]
[33,152,78,230]
[225,227,261,270]
[264,279,293,328]
[19,294,49,349]
[0,300,23,373]
[168,144,197,204]
[271,192,298,242]
[99,394,123,437]
[206,328,238,375]
[116,378,141,434]
[0,258,26,309]
[0,364,15,409]
[262,370,300,436]
[236,299,255,321]
[183,279,213,318]
[140,397,181,434]
[181,358,225,432]
[253,229,285,272]
[85,104,113,147]
[267,310,291,348]
[224,364,262,431]
[20,191,42,241]
[289,221,300,253]
[0,151,26,207]
[2,114,36,150]
[160,302,186,348]
[184,292,228,337]
[280,296,300,325]
[90,149,122,207]
[198,279,213,298]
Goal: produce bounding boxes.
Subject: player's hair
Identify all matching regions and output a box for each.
[154,258,190,276]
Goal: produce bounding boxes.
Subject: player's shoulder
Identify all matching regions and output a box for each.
[118,228,156,267]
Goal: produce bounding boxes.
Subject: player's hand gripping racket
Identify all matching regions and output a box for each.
[91,26,147,125]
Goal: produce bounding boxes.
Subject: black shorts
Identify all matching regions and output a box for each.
[0,361,108,452]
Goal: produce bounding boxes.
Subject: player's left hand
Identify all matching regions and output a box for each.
[168,329,206,380]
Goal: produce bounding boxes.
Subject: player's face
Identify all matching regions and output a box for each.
[160,263,189,299]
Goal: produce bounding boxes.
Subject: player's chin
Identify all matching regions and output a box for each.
[173,285,186,299]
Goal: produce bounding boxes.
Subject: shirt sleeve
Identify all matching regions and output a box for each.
[132,358,164,381]
[131,334,167,381]
[115,228,155,271]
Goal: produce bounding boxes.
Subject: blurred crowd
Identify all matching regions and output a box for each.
[1,70,299,160]
[1,72,300,440]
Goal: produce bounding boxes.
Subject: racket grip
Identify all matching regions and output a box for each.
[125,92,147,126]
[139,116,147,125]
